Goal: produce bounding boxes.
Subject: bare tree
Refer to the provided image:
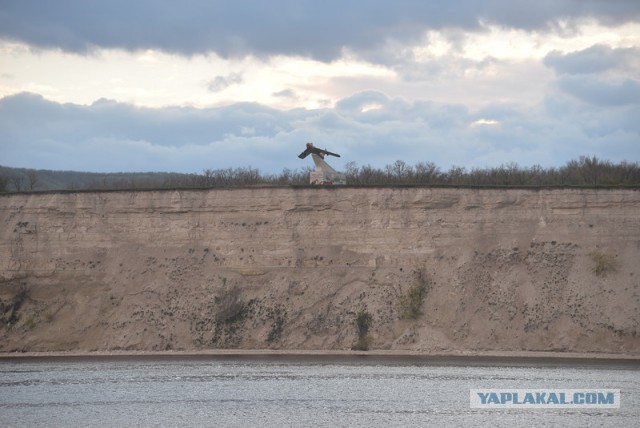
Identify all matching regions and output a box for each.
[0,173,8,192]
[10,175,24,192]
[27,170,39,191]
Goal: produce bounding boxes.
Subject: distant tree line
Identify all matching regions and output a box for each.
[343,156,640,187]
[1,156,639,192]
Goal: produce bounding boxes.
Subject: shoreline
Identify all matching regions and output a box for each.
[1,349,639,365]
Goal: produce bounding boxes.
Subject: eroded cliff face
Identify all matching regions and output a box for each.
[1,187,639,354]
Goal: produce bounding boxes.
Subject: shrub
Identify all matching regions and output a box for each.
[352,335,373,351]
[215,285,245,323]
[266,306,287,343]
[352,309,373,351]
[398,272,430,319]
[25,315,36,330]
[590,250,617,277]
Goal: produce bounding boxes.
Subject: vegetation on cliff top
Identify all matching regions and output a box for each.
[1,156,639,192]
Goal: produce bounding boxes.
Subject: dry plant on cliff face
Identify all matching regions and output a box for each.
[590,250,617,277]
[398,272,430,319]
[215,285,245,323]
[352,309,373,351]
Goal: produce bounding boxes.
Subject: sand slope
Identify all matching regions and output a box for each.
[1,187,638,354]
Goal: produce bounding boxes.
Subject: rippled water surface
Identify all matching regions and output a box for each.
[0,356,638,427]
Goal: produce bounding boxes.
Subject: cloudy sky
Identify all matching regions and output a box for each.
[1,1,639,174]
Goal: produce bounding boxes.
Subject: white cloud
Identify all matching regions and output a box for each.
[472,119,500,126]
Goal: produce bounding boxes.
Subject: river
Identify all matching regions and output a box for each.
[0,355,638,427]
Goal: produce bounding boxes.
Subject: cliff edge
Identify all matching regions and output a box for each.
[1,187,638,354]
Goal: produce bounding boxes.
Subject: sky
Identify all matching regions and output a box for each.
[0,1,639,174]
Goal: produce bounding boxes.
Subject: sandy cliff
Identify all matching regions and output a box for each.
[1,187,639,354]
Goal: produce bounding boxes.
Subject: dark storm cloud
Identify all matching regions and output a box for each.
[544,45,639,75]
[1,1,639,60]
